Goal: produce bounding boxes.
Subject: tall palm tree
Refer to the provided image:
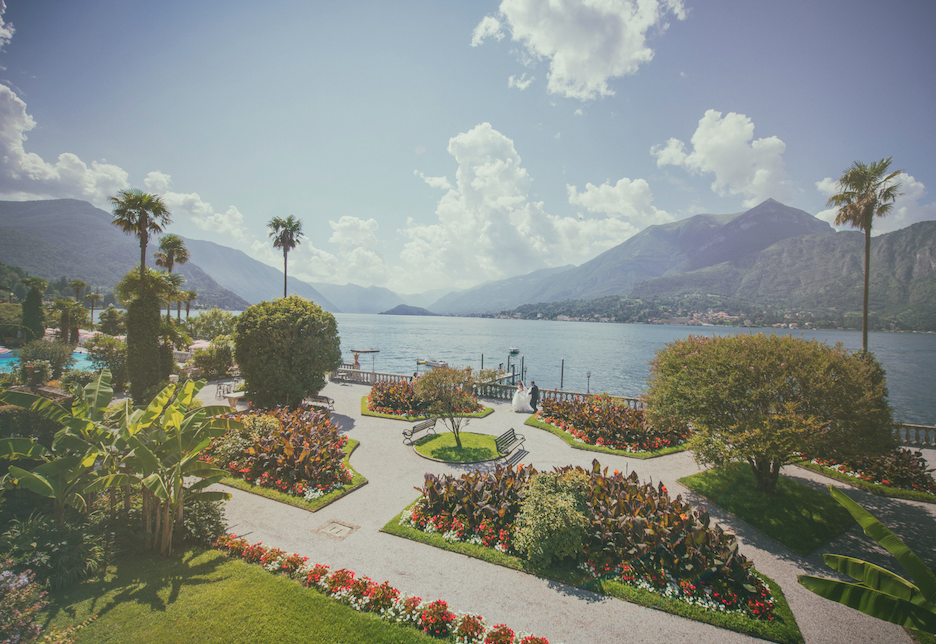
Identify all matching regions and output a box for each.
[183,291,197,320]
[267,215,304,298]
[115,266,184,308]
[155,234,190,320]
[109,189,172,297]
[84,292,102,330]
[826,157,902,352]
[69,279,87,301]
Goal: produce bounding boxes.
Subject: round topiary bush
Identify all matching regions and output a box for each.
[512,470,590,568]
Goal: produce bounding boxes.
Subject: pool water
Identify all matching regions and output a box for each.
[0,349,96,374]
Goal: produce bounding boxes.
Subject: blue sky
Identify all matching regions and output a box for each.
[1,0,934,294]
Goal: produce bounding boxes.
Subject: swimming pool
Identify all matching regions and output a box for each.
[0,349,96,374]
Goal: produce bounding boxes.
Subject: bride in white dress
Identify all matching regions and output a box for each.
[512,381,534,413]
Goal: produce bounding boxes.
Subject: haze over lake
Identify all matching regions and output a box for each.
[332,313,936,425]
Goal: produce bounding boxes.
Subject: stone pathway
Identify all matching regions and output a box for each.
[203,380,935,644]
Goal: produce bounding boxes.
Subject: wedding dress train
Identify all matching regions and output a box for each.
[512,384,533,413]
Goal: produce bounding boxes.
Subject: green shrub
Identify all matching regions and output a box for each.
[60,369,96,392]
[513,471,589,567]
[0,405,61,448]
[127,294,162,403]
[17,360,50,387]
[234,296,341,409]
[192,335,234,380]
[174,498,227,547]
[805,448,936,494]
[1,514,106,590]
[16,339,74,379]
[84,334,128,391]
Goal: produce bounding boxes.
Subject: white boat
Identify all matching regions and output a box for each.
[509,346,520,354]
[417,359,448,368]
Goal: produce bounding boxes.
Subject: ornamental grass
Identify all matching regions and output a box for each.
[538,394,688,452]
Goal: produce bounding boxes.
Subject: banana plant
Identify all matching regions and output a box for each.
[798,486,936,634]
[0,371,116,523]
[103,378,242,556]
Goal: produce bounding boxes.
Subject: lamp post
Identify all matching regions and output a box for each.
[587,371,591,394]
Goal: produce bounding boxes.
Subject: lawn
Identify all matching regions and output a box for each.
[382,501,803,644]
[523,416,687,459]
[360,396,494,420]
[414,431,499,462]
[220,439,367,512]
[41,549,438,644]
[679,462,855,556]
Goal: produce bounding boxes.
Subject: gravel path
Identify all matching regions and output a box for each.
[203,380,934,644]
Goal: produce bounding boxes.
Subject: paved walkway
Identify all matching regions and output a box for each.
[203,380,935,644]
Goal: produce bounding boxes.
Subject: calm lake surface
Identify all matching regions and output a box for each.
[333,313,936,425]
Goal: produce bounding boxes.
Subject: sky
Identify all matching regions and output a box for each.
[1,0,935,294]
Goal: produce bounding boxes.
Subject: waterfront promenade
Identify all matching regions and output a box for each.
[207,380,935,644]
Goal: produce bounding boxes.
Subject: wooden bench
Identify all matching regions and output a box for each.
[306,394,335,411]
[403,418,437,444]
[496,428,526,462]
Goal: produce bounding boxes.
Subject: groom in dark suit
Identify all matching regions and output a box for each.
[529,381,540,412]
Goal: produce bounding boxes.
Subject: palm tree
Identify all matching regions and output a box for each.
[155,234,190,320]
[109,189,172,297]
[85,292,102,330]
[115,266,184,307]
[69,279,87,302]
[267,215,304,298]
[183,291,197,320]
[826,157,902,352]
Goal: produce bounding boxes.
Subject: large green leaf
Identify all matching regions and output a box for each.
[7,465,55,498]
[126,434,160,475]
[0,390,72,426]
[142,472,169,500]
[84,472,138,492]
[823,554,927,605]
[829,486,936,602]
[188,473,226,491]
[799,575,936,632]
[0,438,51,461]
[82,370,113,419]
[138,383,175,430]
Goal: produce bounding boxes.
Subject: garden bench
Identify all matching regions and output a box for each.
[403,418,437,444]
[306,394,335,411]
[496,428,525,461]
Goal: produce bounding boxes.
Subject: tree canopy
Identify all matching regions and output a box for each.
[413,366,482,448]
[110,189,171,297]
[646,333,897,493]
[234,296,340,408]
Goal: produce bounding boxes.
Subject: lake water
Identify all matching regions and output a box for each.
[332,313,936,425]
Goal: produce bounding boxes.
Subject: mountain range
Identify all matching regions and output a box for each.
[0,198,933,324]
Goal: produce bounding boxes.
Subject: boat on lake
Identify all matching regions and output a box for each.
[509,346,519,354]
[417,359,448,368]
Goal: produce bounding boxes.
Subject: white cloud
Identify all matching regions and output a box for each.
[474,0,686,101]
[0,1,14,49]
[815,172,936,235]
[471,15,504,47]
[507,73,534,90]
[651,109,795,208]
[567,177,674,227]
[403,122,645,290]
[415,171,452,191]
[143,171,248,242]
[0,84,131,204]
[574,108,583,116]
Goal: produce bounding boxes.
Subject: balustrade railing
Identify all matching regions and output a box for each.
[897,423,936,448]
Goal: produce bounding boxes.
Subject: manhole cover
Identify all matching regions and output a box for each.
[312,520,360,541]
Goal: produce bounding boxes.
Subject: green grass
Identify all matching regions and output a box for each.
[220,439,367,512]
[794,460,936,505]
[414,431,499,462]
[360,396,494,421]
[679,462,855,556]
[41,548,438,644]
[382,500,802,644]
[523,416,688,459]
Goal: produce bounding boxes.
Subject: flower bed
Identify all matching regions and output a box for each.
[797,448,936,496]
[205,405,353,500]
[367,380,430,417]
[537,395,689,453]
[401,461,776,625]
[367,379,485,417]
[214,535,554,643]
